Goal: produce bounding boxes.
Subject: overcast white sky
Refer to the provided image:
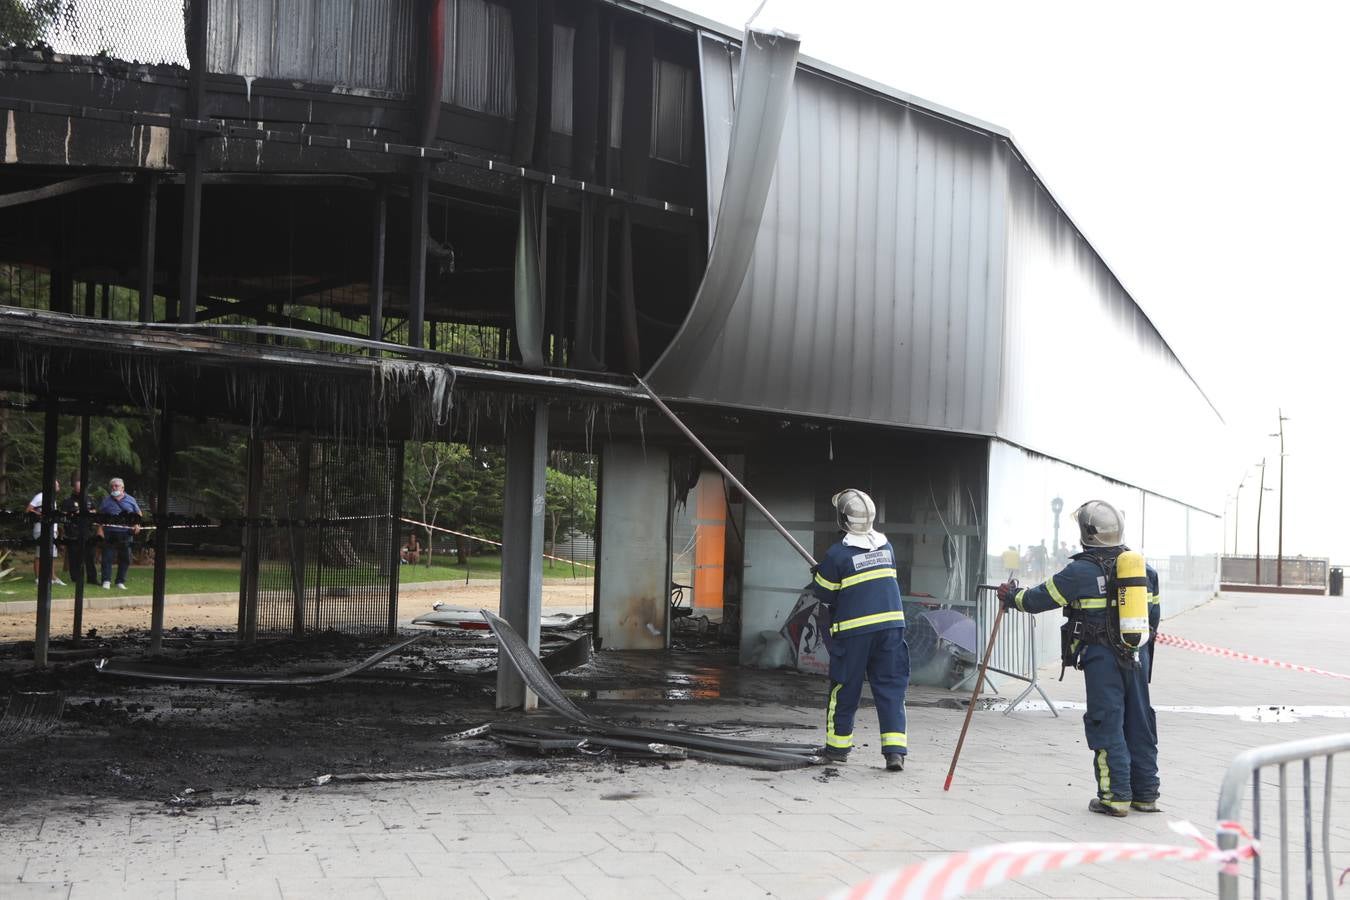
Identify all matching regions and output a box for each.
[673,0,1350,565]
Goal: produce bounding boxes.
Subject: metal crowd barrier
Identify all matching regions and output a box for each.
[972,585,1058,717]
[1217,732,1350,899]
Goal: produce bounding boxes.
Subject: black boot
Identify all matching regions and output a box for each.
[1088,798,1129,817]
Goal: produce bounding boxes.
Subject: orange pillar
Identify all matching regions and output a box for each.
[693,471,726,615]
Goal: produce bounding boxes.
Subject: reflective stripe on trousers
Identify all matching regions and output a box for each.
[826,684,852,749]
[825,627,910,757]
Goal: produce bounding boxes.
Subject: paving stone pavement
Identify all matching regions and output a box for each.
[3,591,1348,899]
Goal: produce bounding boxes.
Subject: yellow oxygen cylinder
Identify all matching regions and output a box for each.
[1115,550,1150,649]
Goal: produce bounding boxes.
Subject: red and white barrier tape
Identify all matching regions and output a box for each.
[1155,633,1350,681]
[830,821,1257,900]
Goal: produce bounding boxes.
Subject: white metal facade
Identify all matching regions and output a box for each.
[649,28,1222,516]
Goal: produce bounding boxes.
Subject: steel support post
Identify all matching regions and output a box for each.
[34,401,58,668]
[178,155,202,323]
[291,439,311,636]
[178,0,207,324]
[72,413,90,643]
[388,442,405,636]
[240,429,263,641]
[407,165,430,348]
[139,175,158,322]
[497,401,548,709]
[148,409,173,654]
[369,187,386,342]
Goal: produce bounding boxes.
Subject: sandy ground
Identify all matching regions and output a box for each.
[0,579,595,641]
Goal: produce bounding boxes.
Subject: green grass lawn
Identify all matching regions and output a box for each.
[1,553,590,601]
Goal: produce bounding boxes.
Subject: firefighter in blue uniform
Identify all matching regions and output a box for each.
[812,489,909,771]
[998,500,1162,816]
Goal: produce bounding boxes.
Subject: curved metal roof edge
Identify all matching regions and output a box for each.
[605,0,1225,426]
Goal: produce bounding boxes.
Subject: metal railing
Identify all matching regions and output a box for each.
[971,585,1058,716]
[1217,732,1350,899]
[1220,556,1329,589]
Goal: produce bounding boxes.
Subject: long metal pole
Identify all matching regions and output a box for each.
[1233,476,1243,557]
[945,591,1007,791]
[1276,411,1285,588]
[1255,458,1266,586]
[634,375,815,567]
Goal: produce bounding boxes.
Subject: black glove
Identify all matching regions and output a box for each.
[996,581,1018,610]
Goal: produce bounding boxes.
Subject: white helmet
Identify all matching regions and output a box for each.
[1073,500,1124,548]
[832,489,877,537]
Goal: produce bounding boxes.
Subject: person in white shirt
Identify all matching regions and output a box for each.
[26,481,65,586]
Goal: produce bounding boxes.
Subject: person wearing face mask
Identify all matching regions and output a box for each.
[98,477,142,590]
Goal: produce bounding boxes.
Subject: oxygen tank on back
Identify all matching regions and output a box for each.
[1115,550,1150,649]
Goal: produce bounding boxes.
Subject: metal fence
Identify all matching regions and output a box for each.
[1221,556,1328,589]
[1217,732,1350,899]
[252,437,399,635]
[7,0,189,66]
[972,585,1058,716]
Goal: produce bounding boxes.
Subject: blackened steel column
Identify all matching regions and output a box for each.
[34,400,58,668]
[239,428,263,642]
[388,442,405,636]
[369,187,387,341]
[149,409,173,655]
[139,175,158,323]
[408,166,429,348]
[72,412,90,643]
[497,401,548,709]
[178,0,208,323]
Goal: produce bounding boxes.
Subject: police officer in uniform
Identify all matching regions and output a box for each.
[998,500,1162,816]
[812,489,909,771]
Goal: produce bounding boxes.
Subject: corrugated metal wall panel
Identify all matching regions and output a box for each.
[651,58,695,164]
[551,24,575,134]
[652,35,1005,435]
[608,43,625,148]
[207,0,414,93]
[441,0,516,116]
[605,43,695,163]
[997,159,1224,511]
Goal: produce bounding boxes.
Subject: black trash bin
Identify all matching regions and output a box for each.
[1330,567,1344,597]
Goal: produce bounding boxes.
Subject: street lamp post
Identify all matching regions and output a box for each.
[1270,411,1288,587]
[1233,474,1247,557]
[1255,458,1269,585]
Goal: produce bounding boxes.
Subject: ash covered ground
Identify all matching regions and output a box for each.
[0,626,831,805]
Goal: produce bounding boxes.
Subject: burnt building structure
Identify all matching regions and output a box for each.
[0,0,1223,702]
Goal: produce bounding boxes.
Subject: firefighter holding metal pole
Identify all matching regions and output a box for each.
[812,489,910,771]
[635,379,910,769]
[997,500,1162,816]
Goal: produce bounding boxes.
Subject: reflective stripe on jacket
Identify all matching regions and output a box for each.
[1013,548,1161,630]
[812,540,905,638]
